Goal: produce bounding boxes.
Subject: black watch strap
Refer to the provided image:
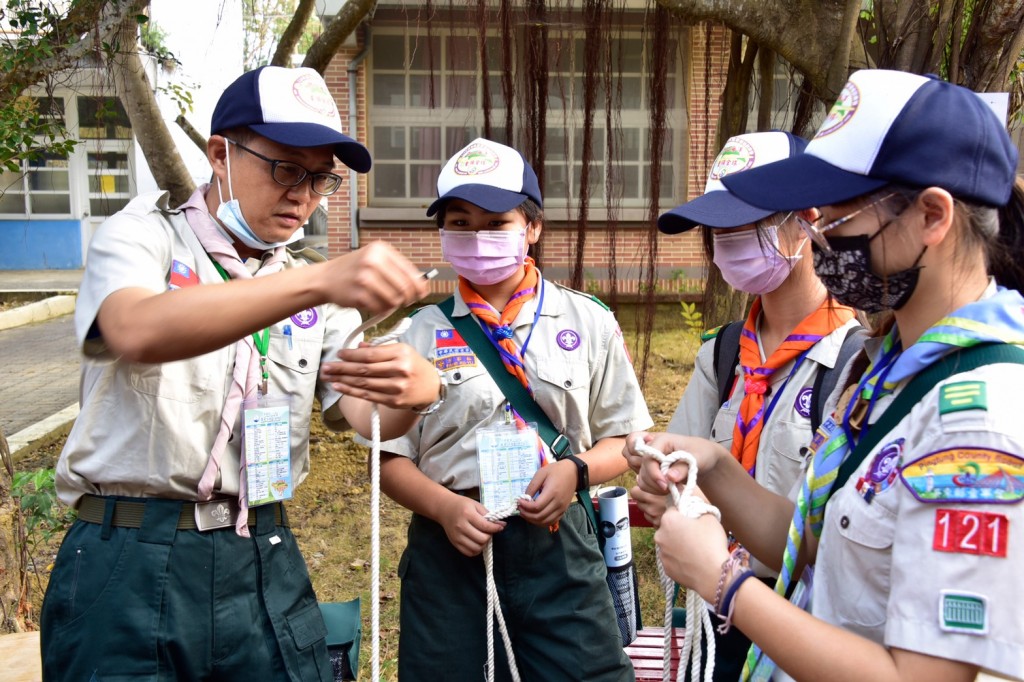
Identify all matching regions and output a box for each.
[563,454,589,491]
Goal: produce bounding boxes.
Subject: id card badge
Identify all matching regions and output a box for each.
[242,395,293,506]
[476,422,542,512]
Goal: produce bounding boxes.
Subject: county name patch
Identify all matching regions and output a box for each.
[434,328,476,370]
[900,447,1024,504]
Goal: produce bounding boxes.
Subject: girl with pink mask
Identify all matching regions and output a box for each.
[372,138,652,681]
[630,131,868,681]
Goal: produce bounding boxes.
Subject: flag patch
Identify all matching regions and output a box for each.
[168,260,199,289]
[435,328,476,370]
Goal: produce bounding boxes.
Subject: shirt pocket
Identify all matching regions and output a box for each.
[765,418,814,495]
[437,364,498,428]
[534,359,589,437]
[129,354,218,403]
[825,494,897,630]
[709,406,738,446]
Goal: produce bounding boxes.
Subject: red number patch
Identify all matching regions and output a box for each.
[933,509,1009,558]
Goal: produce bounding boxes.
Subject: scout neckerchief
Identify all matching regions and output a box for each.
[742,283,1024,681]
[183,186,287,537]
[458,258,549,462]
[731,297,856,474]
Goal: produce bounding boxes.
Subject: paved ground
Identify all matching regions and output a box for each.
[0,270,82,451]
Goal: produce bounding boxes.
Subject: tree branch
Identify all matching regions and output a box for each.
[0,0,149,107]
[301,0,378,75]
[272,0,317,67]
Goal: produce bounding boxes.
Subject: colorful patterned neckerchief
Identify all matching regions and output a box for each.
[742,283,1024,681]
[731,297,856,474]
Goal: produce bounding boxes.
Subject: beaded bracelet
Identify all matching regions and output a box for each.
[716,568,756,635]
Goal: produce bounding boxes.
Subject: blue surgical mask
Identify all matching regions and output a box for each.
[215,148,304,251]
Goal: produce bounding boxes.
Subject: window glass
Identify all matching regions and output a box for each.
[373,35,405,70]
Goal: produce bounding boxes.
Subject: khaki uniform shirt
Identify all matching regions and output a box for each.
[814,343,1024,679]
[56,189,360,507]
[667,318,862,577]
[372,280,653,490]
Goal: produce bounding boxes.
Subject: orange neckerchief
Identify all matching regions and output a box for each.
[730,297,856,474]
[458,258,540,396]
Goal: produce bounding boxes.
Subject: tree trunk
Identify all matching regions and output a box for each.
[110,15,196,206]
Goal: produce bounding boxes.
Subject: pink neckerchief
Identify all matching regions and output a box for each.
[181,185,287,537]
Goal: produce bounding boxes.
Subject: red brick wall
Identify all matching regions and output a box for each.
[323,21,731,295]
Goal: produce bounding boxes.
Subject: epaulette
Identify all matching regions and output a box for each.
[550,281,611,311]
[701,325,723,342]
[287,245,328,264]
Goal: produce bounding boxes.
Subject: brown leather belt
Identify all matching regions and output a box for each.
[77,495,285,531]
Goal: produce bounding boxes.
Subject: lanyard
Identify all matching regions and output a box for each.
[209,258,271,394]
[842,342,901,446]
[761,349,811,424]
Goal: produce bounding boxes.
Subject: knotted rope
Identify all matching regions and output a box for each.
[482,496,531,682]
[632,437,721,682]
[342,310,411,682]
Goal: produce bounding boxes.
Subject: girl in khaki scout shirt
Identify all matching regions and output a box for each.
[344,138,653,681]
[648,130,866,681]
[629,69,1024,681]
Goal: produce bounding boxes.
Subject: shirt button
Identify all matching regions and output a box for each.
[840,516,850,529]
[298,359,307,368]
[453,372,462,381]
[563,380,572,388]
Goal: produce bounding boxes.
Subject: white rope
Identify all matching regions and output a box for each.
[342,312,411,682]
[481,496,531,682]
[632,437,721,682]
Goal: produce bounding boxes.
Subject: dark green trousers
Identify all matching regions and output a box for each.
[397,503,634,681]
[40,497,330,682]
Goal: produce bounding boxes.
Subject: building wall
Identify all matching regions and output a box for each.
[322,19,731,296]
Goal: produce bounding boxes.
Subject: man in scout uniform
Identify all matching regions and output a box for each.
[40,66,440,681]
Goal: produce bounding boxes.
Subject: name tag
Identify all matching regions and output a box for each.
[243,395,294,507]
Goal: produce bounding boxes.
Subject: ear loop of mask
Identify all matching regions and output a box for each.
[216,141,236,206]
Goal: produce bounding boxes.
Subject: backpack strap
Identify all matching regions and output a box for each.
[809,325,869,434]
[713,320,743,408]
[830,343,1024,497]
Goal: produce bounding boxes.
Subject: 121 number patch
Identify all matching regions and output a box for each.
[933,509,1008,557]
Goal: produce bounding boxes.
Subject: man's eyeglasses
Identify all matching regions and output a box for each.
[224,138,343,196]
[795,192,897,252]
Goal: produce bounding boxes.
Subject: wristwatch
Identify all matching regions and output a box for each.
[562,454,589,491]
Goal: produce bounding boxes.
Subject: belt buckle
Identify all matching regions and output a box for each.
[195,499,238,531]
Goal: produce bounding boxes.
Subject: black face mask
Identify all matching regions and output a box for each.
[812,232,926,313]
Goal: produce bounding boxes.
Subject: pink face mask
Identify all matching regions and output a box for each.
[712,224,803,295]
[440,229,527,285]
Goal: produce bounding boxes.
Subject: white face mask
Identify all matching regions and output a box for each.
[712,221,804,295]
[215,145,304,251]
[439,228,527,285]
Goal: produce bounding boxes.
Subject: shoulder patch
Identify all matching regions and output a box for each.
[900,447,1024,504]
[701,325,723,342]
[939,381,988,415]
[588,293,611,311]
[940,592,988,635]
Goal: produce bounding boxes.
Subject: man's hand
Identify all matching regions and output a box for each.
[318,241,429,314]
[322,343,439,410]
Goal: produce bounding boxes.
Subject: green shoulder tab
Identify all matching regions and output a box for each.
[587,293,610,311]
[701,325,724,342]
[939,380,988,414]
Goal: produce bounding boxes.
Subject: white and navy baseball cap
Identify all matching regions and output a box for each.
[211,66,371,173]
[427,138,543,216]
[657,131,808,234]
[721,69,1018,210]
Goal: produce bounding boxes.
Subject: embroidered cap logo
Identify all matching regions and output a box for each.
[708,137,756,181]
[291,73,339,118]
[453,144,501,176]
[816,80,861,138]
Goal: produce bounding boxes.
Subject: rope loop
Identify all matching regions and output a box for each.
[632,437,721,682]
